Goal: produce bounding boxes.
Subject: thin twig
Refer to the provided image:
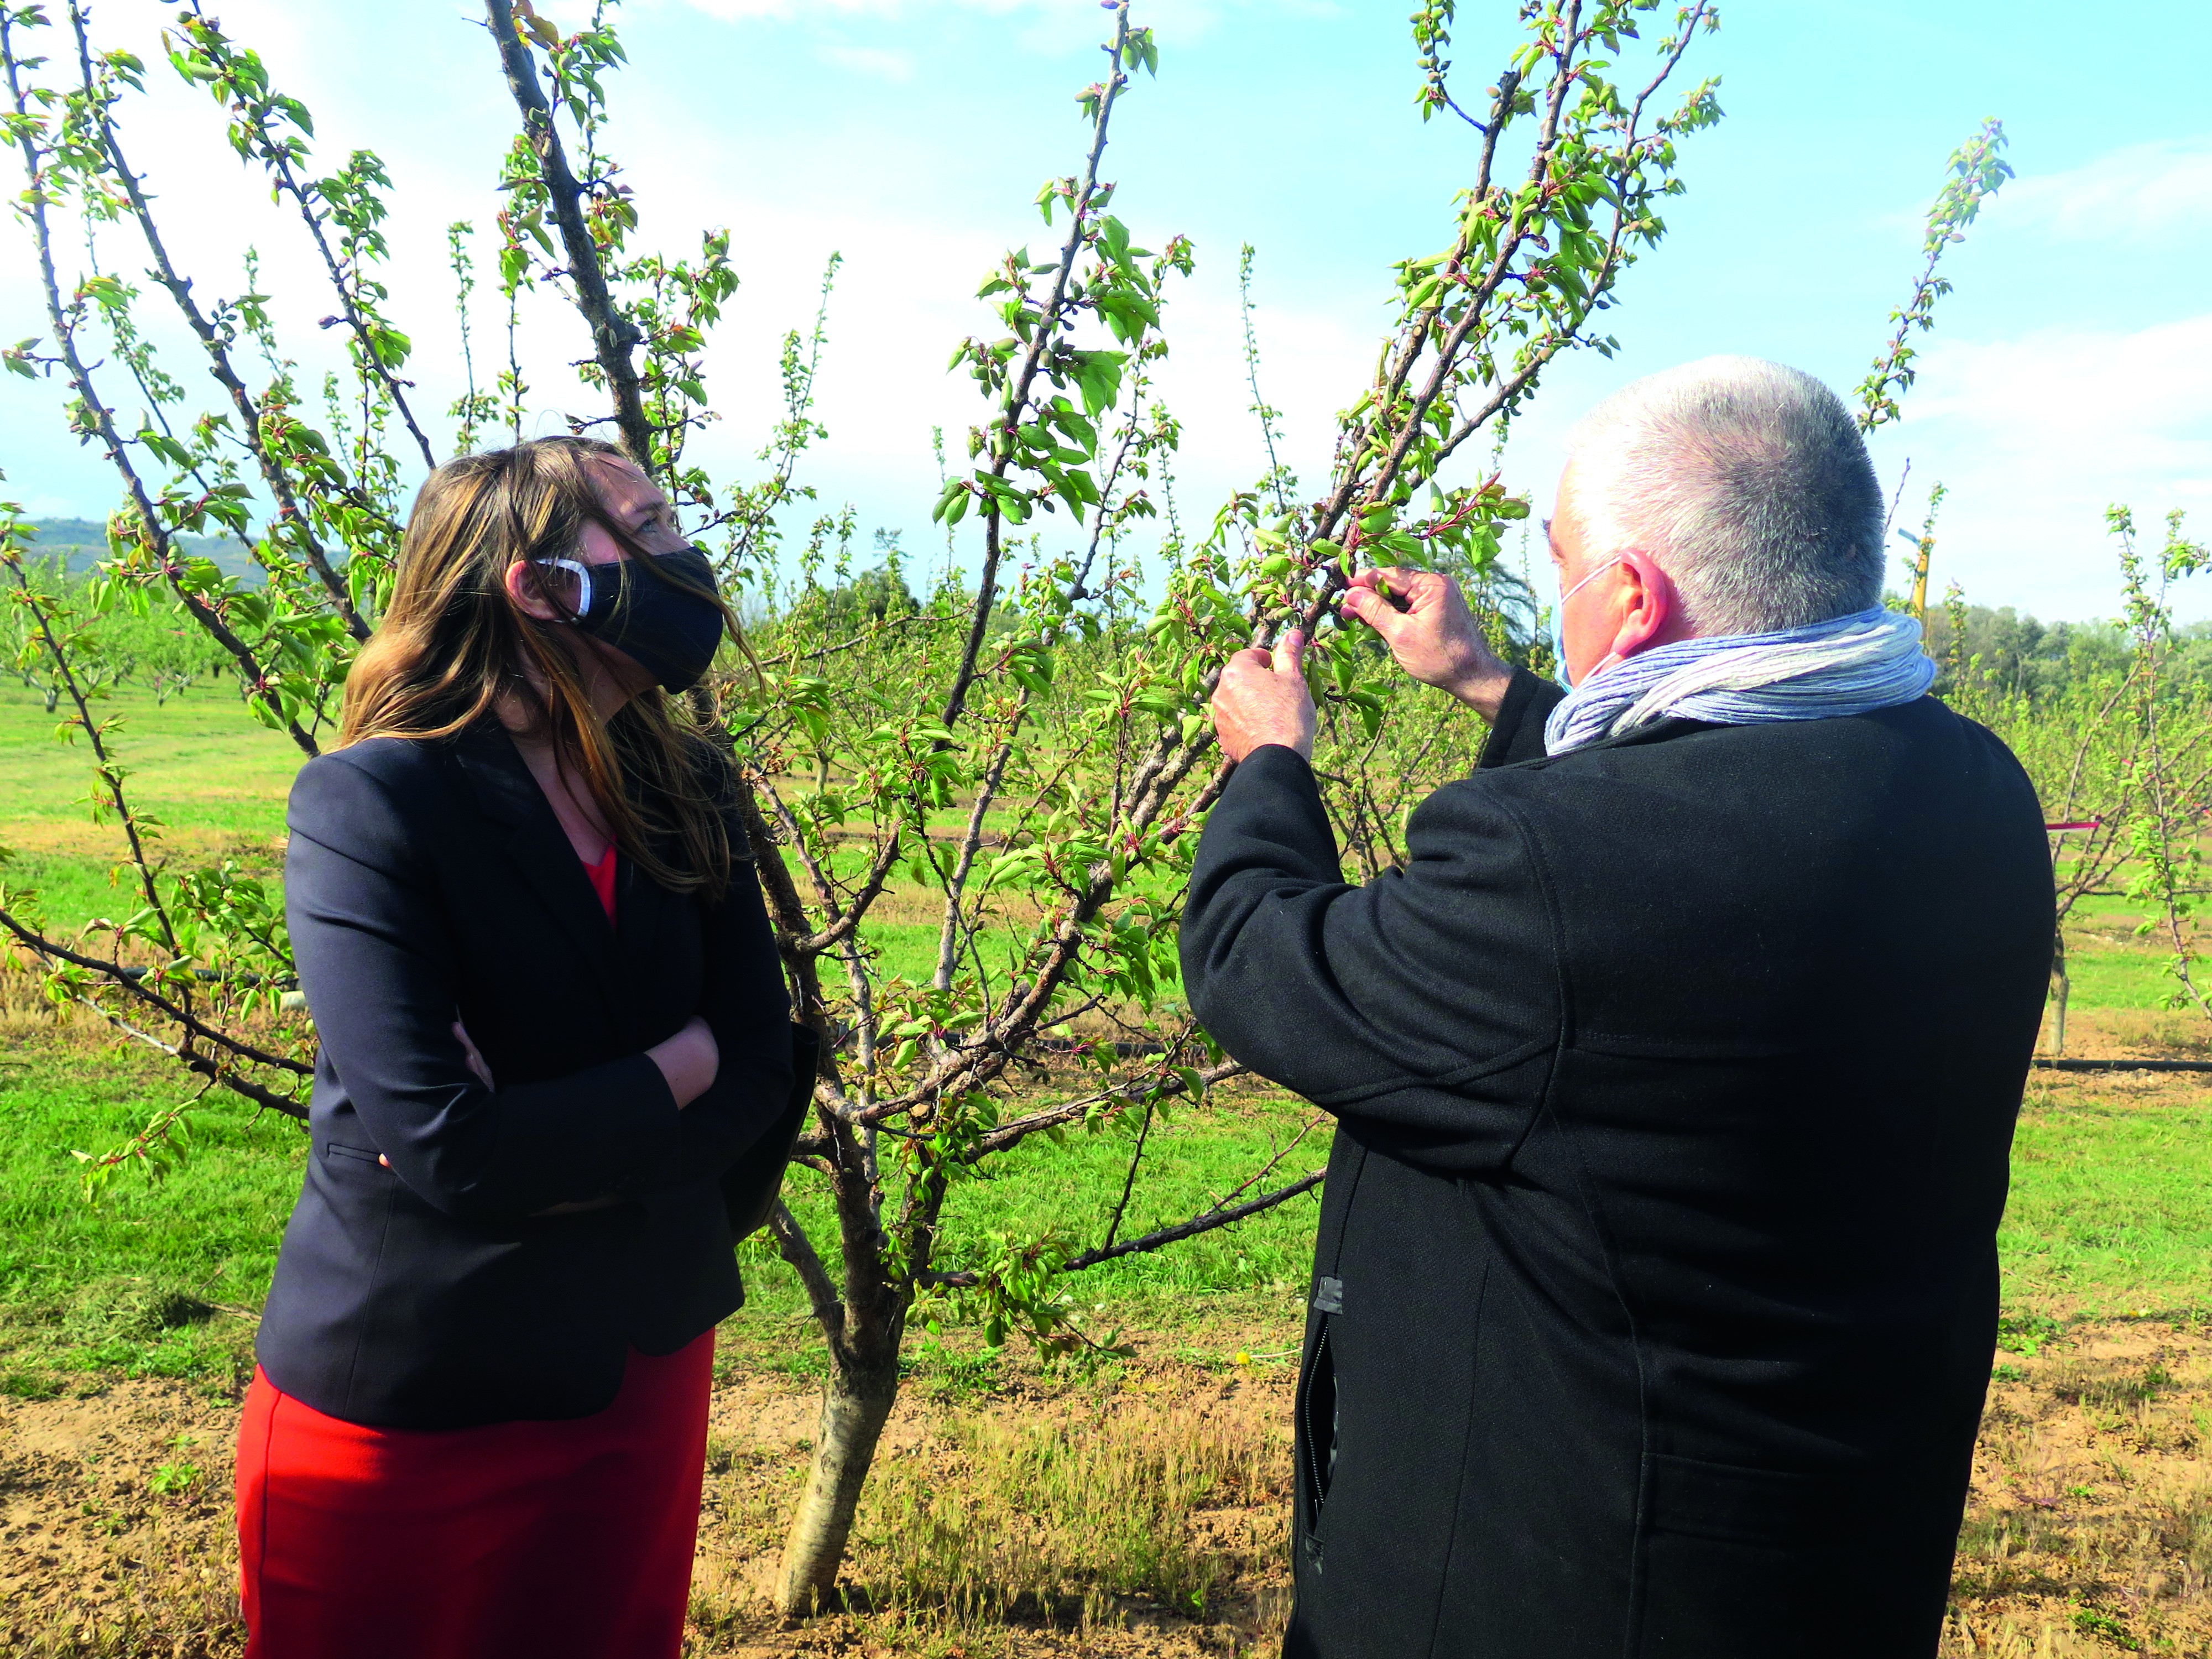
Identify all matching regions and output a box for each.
[1099,1099,1153,1251]
[0,14,320,758]
[71,6,372,641]
[938,6,1133,733]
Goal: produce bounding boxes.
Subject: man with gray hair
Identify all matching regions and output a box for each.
[1183,357,2051,1657]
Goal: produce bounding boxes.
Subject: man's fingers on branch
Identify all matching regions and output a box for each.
[1339,586,1400,639]
[1342,566,1435,633]
[1211,633,1318,763]
[1337,564,1513,720]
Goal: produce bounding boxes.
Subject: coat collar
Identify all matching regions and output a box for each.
[452,727,624,1010]
[1526,713,1720,766]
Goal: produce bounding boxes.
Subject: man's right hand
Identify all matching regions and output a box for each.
[1340,567,1516,722]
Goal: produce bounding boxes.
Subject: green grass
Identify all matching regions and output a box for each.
[6,690,2211,1394]
[2054,891,2212,1011]
[1998,1075,2212,1316]
[0,1013,1321,1390]
[2060,951,2177,1010]
[0,680,301,934]
[0,679,302,842]
[0,1030,306,1395]
[7,1004,2209,1395]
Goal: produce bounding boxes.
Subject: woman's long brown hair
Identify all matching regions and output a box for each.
[340,436,742,901]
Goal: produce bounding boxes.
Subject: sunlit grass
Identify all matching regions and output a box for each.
[2000,1074,2212,1315]
[7,687,2212,1397]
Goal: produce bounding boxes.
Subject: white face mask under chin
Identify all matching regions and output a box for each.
[1552,556,1625,690]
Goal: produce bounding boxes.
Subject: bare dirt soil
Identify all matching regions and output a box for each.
[1948,1323,2212,1656]
[2,1323,2206,1656]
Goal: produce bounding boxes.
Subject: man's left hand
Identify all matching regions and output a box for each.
[1212,630,1316,763]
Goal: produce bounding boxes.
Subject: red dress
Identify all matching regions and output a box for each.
[236,844,714,1659]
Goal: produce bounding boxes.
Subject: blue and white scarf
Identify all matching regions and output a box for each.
[1543,606,1937,757]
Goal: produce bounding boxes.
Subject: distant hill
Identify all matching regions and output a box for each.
[24,518,263,587]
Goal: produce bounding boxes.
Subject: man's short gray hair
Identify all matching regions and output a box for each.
[1565,356,1885,635]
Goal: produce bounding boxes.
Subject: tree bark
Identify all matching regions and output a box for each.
[2049,925,2069,1058]
[774,1339,902,1615]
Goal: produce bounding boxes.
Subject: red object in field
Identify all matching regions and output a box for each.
[234,1332,713,1659]
[2044,820,2102,832]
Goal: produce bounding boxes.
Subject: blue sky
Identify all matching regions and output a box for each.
[2,0,2206,621]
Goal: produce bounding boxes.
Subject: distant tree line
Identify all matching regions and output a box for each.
[23,519,259,585]
[1921,598,2212,705]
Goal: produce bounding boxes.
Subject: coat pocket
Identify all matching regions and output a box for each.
[324,1141,384,1166]
[1634,1452,1873,1657]
[1293,1320,1339,1552]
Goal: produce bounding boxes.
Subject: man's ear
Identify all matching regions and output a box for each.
[1609,551,1676,659]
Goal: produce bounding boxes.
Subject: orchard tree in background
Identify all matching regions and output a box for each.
[0,0,1731,1611]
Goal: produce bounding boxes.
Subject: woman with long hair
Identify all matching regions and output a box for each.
[235,436,803,1658]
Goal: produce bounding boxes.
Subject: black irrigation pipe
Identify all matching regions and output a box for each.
[2033,1057,2212,1074]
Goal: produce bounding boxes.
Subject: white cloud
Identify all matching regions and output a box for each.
[819,43,915,81]
[1905,314,2212,456]
[1864,313,2212,619]
[1998,138,2212,243]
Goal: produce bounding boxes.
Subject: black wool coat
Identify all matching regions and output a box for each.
[1180,671,2052,1659]
[257,727,795,1430]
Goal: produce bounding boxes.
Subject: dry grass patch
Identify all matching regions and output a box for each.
[1944,1322,2212,1654]
[2039,1006,2212,1064]
[0,1379,243,1658]
[4,1327,2211,1655]
[686,1361,1294,1656]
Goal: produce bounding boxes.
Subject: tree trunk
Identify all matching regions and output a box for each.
[774,1342,901,1615]
[2049,924,2070,1057]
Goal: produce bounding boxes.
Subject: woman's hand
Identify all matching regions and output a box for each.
[647,1014,719,1109]
[384,1019,500,1170]
[453,1020,495,1091]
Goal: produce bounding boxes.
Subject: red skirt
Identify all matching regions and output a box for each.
[236,1333,714,1659]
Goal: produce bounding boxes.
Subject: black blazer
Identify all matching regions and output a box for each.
[1181,672,2052,1659]
[257,727,795,1429]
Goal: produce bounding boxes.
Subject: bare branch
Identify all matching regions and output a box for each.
[58,991,307,1118]
[794,830,905,958]
[1099,1098,1154,1251]
[69,7,372,641]
[916,1161,1322,1290]
[0,911,314,1081]
[770,1201,844,1339]
[1063,1168,1322,1273]
[1,557,178,951]
[933,716,1022,993]
[483,0,652,464]
[959,1058,1246,1162]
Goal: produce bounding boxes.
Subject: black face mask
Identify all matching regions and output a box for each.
[539,545,727,693]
